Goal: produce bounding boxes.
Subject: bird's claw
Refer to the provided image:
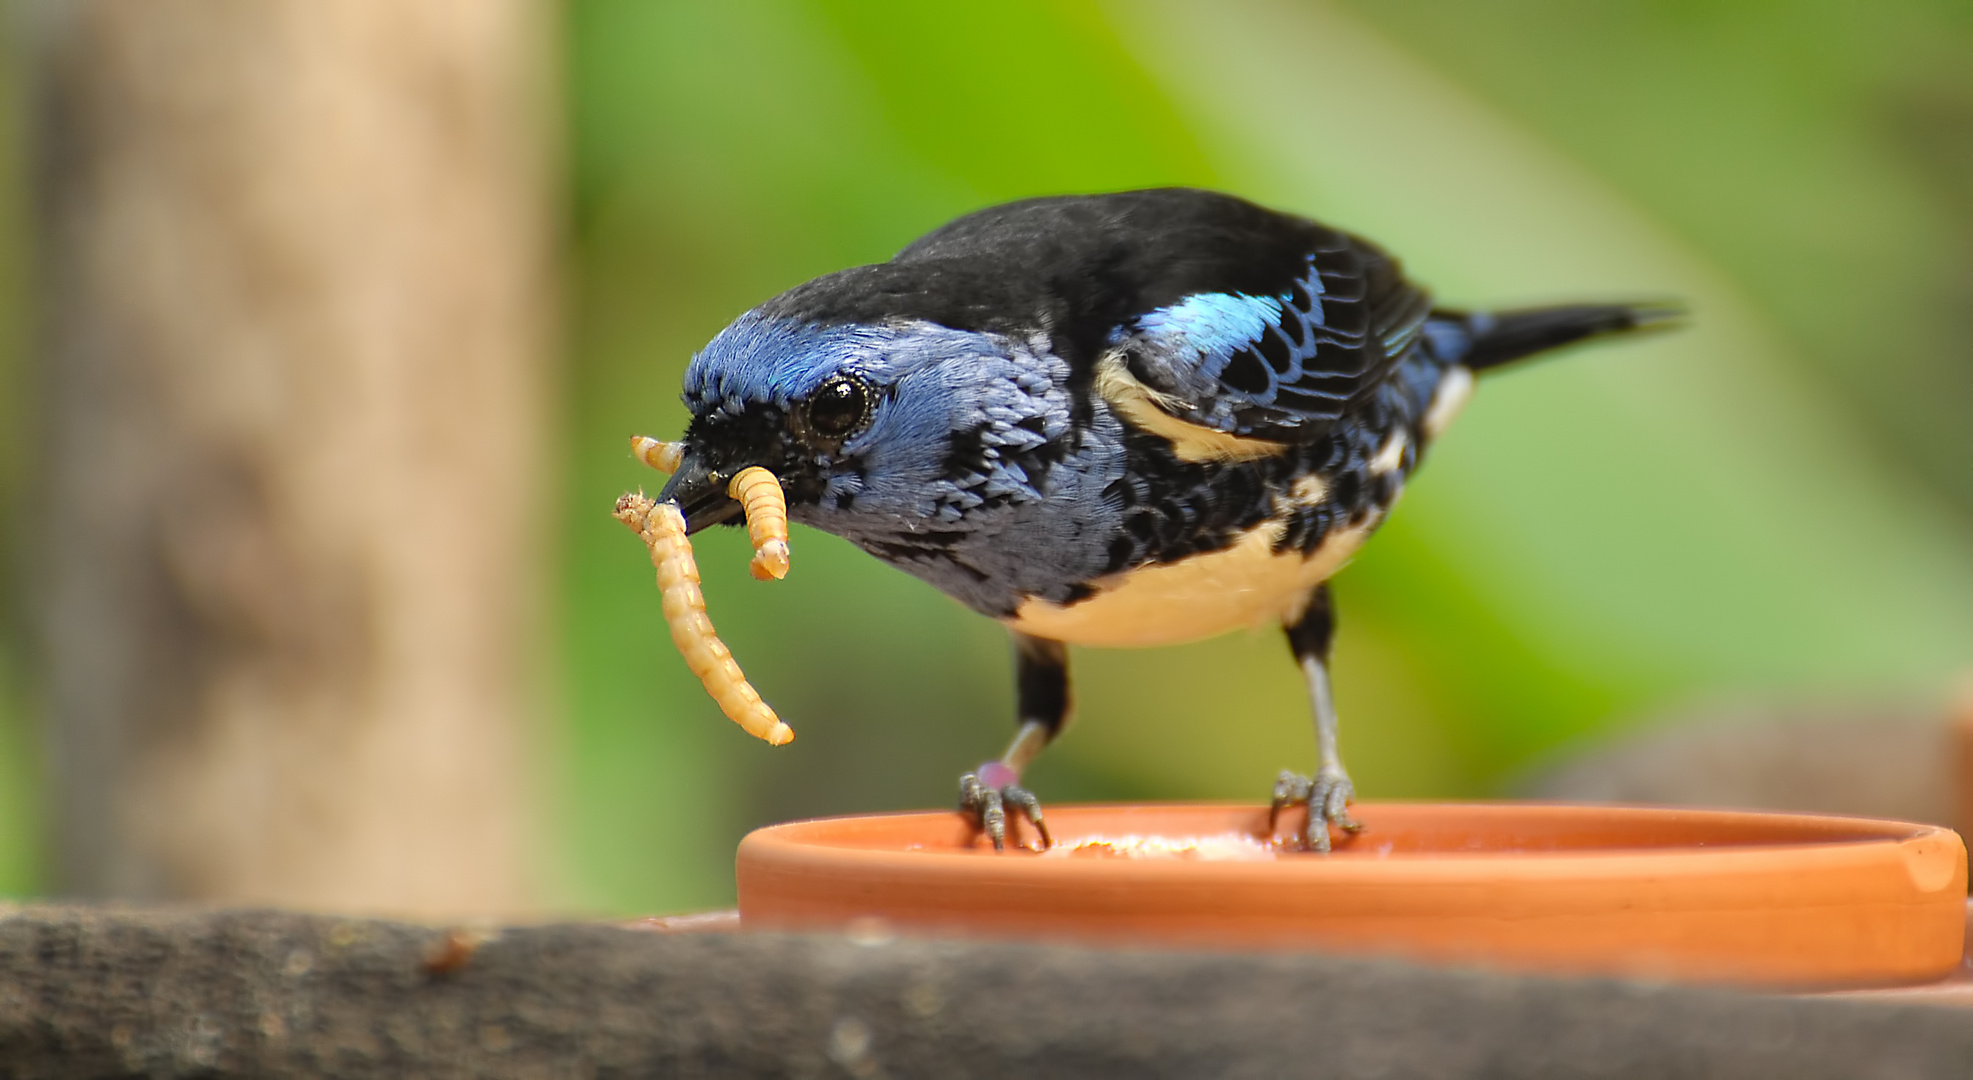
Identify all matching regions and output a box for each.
[1269,768,1363,852]
[959,770,1052,852]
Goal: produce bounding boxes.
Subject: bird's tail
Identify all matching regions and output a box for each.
[1432,302,1684,373]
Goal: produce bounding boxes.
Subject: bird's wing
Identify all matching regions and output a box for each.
[1103,230,1433,445]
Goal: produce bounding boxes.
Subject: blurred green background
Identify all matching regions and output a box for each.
[10,0,1973,914]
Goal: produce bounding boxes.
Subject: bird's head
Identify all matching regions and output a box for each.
[656,271,1074,545]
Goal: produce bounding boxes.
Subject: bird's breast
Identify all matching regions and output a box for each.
[1002,515,1373,648]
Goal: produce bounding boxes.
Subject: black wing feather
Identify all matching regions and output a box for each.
[1113,218,1432,442]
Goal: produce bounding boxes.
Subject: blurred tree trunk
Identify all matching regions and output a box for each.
[26,1,555,915]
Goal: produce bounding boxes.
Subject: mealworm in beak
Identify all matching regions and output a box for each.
[628,435,792,581]
[615,492,794,746]
[725,466,791,581]
[630,436,684,474]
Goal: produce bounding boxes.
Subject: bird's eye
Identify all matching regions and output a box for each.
[799,374,873,447]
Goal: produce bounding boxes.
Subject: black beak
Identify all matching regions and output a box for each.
[655,448,747,534]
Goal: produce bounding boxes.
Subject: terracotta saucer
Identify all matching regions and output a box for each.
[735,801,1968,989]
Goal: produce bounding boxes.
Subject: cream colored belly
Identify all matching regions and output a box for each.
[1003,520,1372,648]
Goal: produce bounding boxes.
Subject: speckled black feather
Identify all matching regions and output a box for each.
[1097,348,1437,577]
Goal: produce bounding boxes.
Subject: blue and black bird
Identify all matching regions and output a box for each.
[656,188,1674,851]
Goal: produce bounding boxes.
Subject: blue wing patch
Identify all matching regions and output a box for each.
[1135,291,1290,360]
[1113,239,1432,442]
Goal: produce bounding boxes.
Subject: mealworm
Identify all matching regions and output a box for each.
[628,435,792,581]
[615,491,794,746]
[630,436,684,474]
[726,466,791,581]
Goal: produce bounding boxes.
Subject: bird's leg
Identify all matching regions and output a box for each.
[959,632,1068,851]
[1269,584,1364,852]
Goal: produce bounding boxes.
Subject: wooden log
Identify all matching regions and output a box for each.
[0,905,1968,1078]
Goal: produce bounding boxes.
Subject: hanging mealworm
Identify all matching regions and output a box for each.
[725,466,791,581]
[615,491,794,746]
[628,435,792,581]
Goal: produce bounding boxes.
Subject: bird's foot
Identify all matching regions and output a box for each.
[958,761,1052,852]
[1269,767,1364,853]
